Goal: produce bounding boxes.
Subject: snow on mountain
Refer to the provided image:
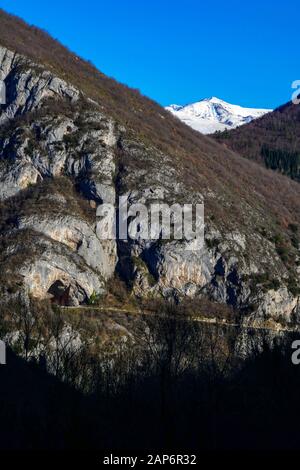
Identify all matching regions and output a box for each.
[165,97,272,134]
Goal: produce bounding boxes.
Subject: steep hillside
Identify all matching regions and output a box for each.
[1,10,300,329]
[215,101,300,180]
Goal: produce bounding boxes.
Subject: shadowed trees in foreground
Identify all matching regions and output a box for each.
[0,302,299,451]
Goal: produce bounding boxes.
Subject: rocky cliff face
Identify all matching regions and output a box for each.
[0,44,299,328]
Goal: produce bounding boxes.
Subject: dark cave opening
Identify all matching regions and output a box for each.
[48,280,71,306]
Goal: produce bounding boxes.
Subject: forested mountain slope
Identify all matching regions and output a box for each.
[215,100,300,180]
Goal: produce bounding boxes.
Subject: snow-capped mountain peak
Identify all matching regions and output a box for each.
[165,97,272,134]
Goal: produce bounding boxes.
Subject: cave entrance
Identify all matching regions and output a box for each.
[48,280,71,306]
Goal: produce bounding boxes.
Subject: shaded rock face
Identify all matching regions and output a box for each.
[0,45,299,326]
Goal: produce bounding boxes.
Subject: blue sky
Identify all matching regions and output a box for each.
[0,0,298,108]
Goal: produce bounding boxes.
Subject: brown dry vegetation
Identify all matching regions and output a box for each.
[0,177,96,230]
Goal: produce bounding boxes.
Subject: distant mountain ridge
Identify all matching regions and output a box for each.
[165,97,272,134]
